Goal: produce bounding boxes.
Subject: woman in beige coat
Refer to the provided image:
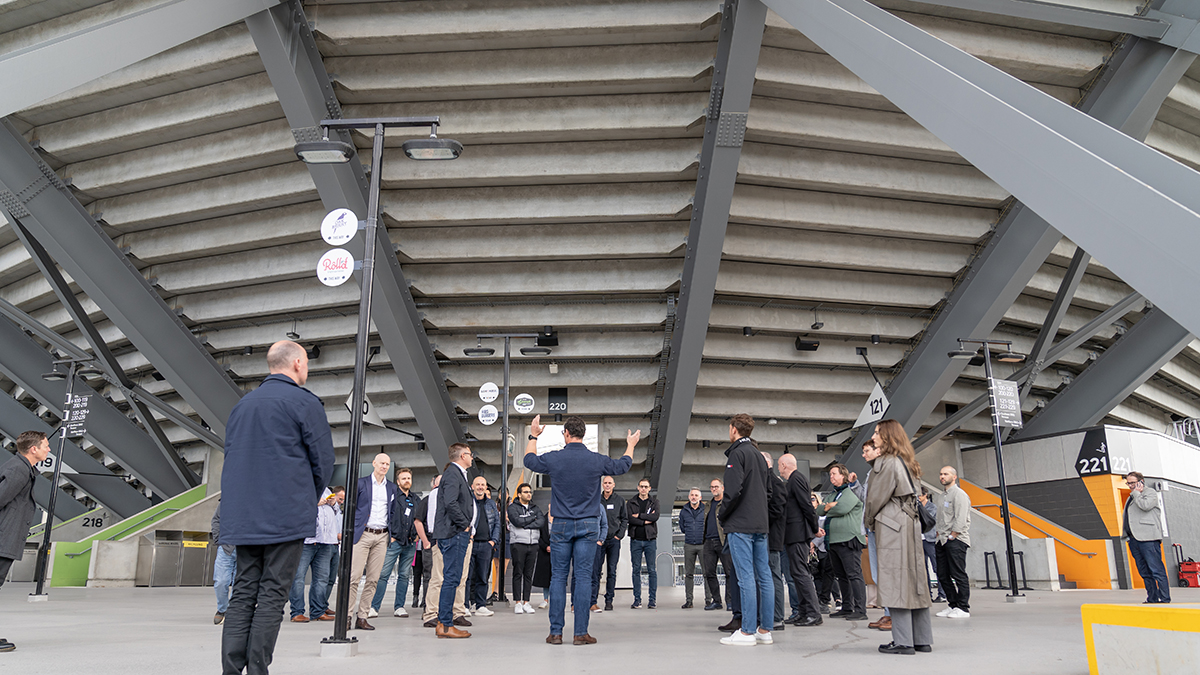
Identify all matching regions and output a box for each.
[863,419,933,655]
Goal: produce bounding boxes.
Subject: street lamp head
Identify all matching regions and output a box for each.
[401,136,463,161]
[520,347,552,356]
[41,370,66,381]
[294,139,356,164]
[947,349,976,359]
[996,351,1026,364]
[77,366,104,379]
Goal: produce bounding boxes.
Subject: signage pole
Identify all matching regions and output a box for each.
[32,360,77,599]
[498,336,510,603]
[984,348,1023,601]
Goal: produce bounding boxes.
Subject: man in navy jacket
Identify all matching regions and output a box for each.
[678,488,706,609]
[220,341,334,675]
[346,453,397,630]
[434,443,476,639]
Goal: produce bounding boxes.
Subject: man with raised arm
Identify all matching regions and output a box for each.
[523,415,638,645]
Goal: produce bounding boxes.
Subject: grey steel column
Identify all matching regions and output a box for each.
[0,0,281,118]
[0,121,244,437]
[816,0,1198,469]
[649,1,767,570]
[10,219,199,488]
[247,1,463,468]
[0,395,150,519]
[1014,308,1192,437]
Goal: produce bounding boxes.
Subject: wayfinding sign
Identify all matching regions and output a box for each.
[64,393,92,438]
[989,378,1023,428]
[852,382,889,428]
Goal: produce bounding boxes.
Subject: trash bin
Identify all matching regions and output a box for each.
[179,532,211,586]
[136,530,183,587]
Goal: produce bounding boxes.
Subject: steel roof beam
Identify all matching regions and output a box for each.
[246,0,464,467]
[0,314,195,497]
[1013,308,1191,438]
[0,0,280,118]
[902,0,1171,40]
[765,0,1198,472]
[648,0,768,501]
[0,397,150,519]
[0,119,244,438]
[11,218,198,488]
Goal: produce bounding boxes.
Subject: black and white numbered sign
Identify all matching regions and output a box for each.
[64,393,92,438]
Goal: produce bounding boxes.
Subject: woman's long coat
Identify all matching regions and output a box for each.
[863,454,933,610]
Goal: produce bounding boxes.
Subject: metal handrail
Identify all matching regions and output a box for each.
[974,503,1097,558]
[63,508,182,558]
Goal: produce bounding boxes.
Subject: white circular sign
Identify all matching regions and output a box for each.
[513,393,535,415]
[479,382,499,403]
[321,208,359,246]
[316,248,354,287]
[478,404,499,426]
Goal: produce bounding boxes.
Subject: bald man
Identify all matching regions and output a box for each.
[935,466,971,618]
[346,452,398,630]
[221,340,334,674]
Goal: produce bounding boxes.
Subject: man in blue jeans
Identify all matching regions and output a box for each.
[288,489,340,622]
[1123,471,1171,604]
[627,478,660,609]
[433,443,476,639]
[370,468,418,618]
[524,414,639,645]
[718,414,774,646]
[211,503,235,625]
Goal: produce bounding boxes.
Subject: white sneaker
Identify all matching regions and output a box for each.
[464,607,472,616]
[720,630,758,646]
[475,605,495,616]
[393,607,407,617]
[936,607,954,618]
[755,630,773,645]
[538,600,549,609]
[524,602,536,614]
[947,608,970,619]
[367,608,378,619]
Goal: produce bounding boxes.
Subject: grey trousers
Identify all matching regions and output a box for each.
[889,607,933,648]
[769,550,787,623]
[683,543,706,603]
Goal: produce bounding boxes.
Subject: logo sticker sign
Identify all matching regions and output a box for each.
[317,248,354,287]
[478,404,499,426]
[321,208,359,246]
[513,393,535,415]
[479,382,499,403]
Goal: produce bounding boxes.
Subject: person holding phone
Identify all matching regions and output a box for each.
[1123,472,1170,604]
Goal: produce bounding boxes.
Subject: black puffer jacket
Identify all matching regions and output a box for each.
[719,437,770,534]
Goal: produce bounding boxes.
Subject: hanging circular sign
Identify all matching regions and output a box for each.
[316,248,354,287]
[478,404,499,426]
[479,382,499,403]
[321,208,359,246]
[513,393,535,415]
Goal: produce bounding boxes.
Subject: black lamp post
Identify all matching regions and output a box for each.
[465,332,546,604]
[949,338,1026,602]
[32,357,102,599]
[296,116,461,645]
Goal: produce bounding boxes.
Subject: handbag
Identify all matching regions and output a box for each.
[904,465,937,534]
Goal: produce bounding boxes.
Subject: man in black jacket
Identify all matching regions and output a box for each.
[763,452,789,631]
[779,453,822,626]
[0,431,49,653]
[627,478,660,609]
[718,414,773,646]
[433,443,476,639]
[591,475,627,612]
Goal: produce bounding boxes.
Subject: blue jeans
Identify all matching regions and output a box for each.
[437,531,471,627]
[288,543,335,618]
[1129,538,1171,603]
[727,532,773,633]
[868,530,889,616]
[370,540,416,611]
[550,516,602,636]
[630,539,657,605]
[213,546,236,614]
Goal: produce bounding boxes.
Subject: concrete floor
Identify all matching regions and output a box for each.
[2,582,1196,673]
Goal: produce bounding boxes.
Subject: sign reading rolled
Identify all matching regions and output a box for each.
[317,248,355,287]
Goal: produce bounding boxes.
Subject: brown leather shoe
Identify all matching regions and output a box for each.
[290,615,309,623]
[317,614,335,621]
[868,618,883,629]
[423,618,438,628]
[324,609,336,617]
[573,633,598,645]
[355,618,375,631]
[590,604,599,612]
[437,622,471,639]
[453,616,472,627]
[877,616,892,631]
[546,634,563,645]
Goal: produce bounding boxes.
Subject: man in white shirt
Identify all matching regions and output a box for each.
[346,453,397,630]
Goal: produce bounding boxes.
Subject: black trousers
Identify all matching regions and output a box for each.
[591,537,620,605]
[511,543,538,602]
[701,538,723,603]
[829,539,865,615]
[935,539,970,611]
[222,539,304,675]
[786,542,822,620]
[468,541,492,609]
